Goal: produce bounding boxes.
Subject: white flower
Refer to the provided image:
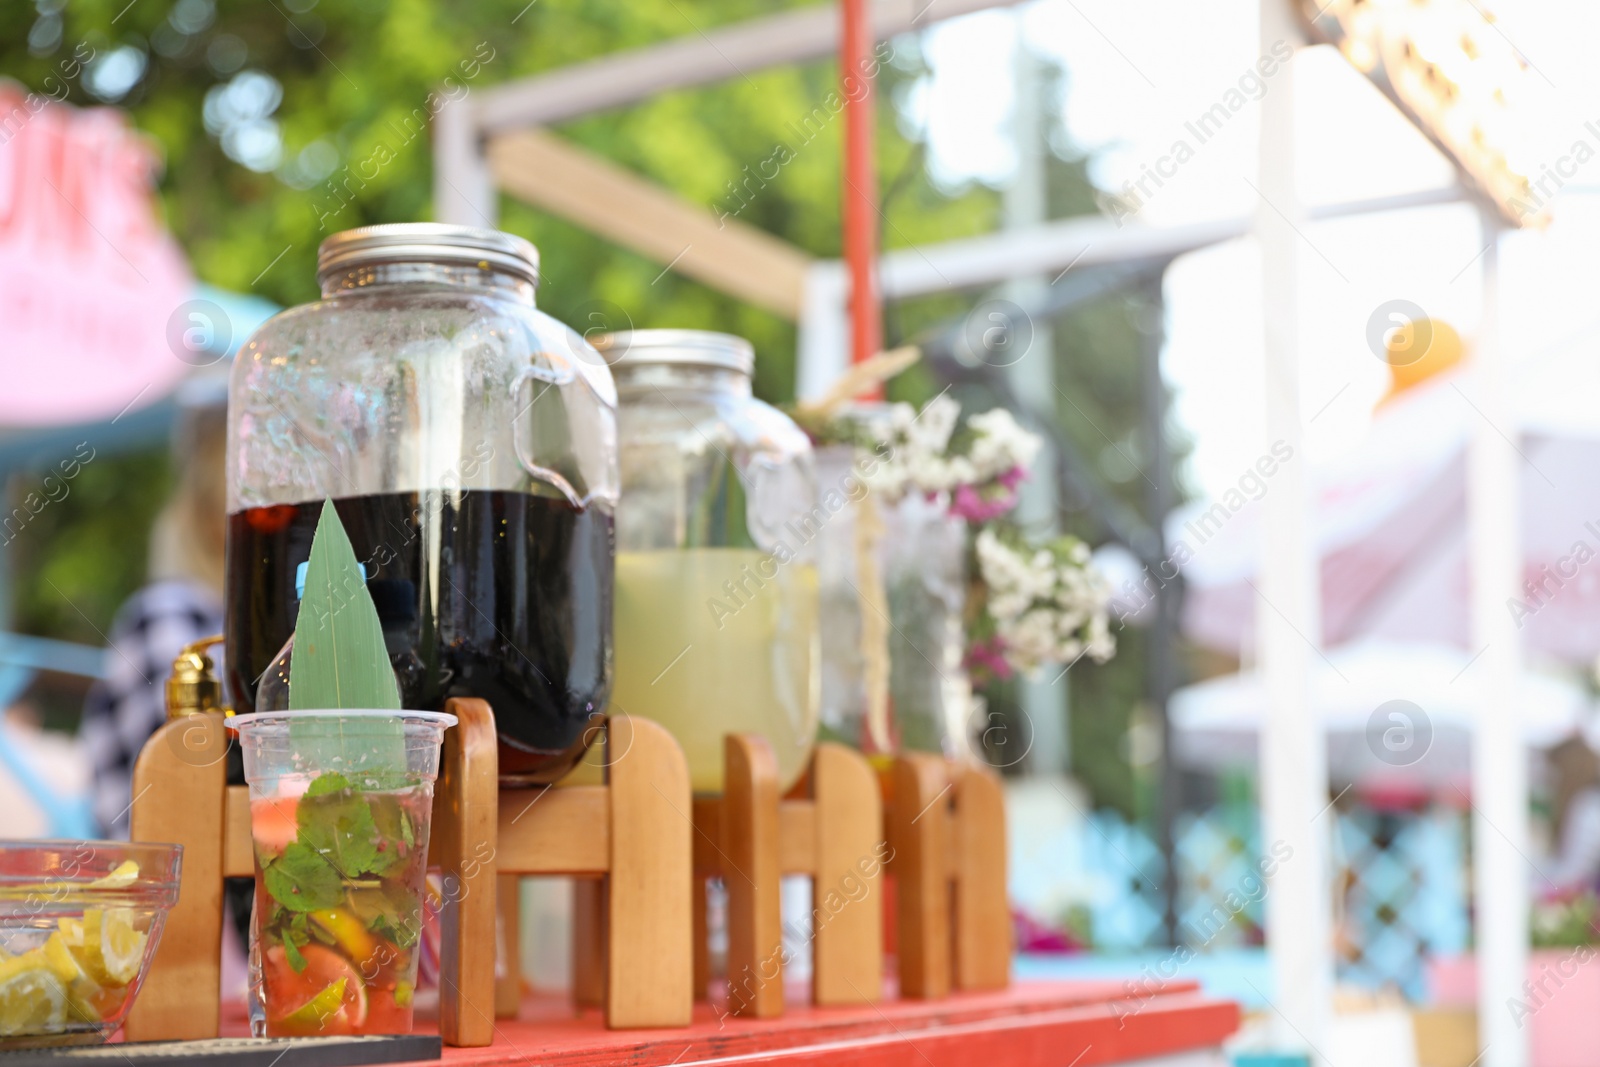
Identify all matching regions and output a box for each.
[977,528,1117,675]
[910,394,960,455]
[864,454,911,498]
[859,399,968,501]
[1085,612,1115,663]
[851,397,1044,507]
[1006,609,1059,672]
[966,408,1043,481]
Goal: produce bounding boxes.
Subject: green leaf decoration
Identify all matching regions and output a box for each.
[287,499,405,774]
[289,499,403,712]
[264,841,344,913]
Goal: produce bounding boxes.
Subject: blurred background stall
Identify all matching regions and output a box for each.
[10,0,1600,1063]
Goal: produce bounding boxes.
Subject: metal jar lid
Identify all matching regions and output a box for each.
[593,329,754,376]
[316,223,540,286]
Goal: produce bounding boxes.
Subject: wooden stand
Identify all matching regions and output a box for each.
[568,740,1014,1016]
[568,736,886,1018]
[127,700,693,1047]
[126,712,235,1043]
[886,752,1011,998]
[127,702,1010,1052]
[705,736,887,1016]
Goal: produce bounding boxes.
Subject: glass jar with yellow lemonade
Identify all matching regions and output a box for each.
[597,330,819,793]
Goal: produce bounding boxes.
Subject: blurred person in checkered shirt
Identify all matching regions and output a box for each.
[78,388,226,839]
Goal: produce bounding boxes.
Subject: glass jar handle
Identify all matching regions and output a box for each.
[509,359,586,510]
[743,453,813,551]
[517,349,576,388]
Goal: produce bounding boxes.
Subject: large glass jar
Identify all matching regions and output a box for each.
[814,442,974,760]
[881,492,973,757]
[225,224,618,784]
[599,330,819,794]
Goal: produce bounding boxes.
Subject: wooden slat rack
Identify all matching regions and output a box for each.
[128,704,1241,1067]
[129,700,694,1047]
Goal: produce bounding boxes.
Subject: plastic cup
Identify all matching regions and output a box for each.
[231,710,456,1037]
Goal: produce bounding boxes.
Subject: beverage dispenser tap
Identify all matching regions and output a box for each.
[165,634,231,719]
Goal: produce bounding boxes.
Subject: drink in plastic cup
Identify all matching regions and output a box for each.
[232,710,456,1037]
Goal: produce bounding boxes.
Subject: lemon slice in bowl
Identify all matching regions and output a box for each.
[40,935,83,987]
[56,919,83,949]
[0,960,69,1036]
[41,934,104,1025]
[67,912,108,987]
[68,909,147,989]
[87,862,140,890]
[98,910,146,987]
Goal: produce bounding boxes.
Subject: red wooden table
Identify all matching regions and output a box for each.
[399,980,1239,1066]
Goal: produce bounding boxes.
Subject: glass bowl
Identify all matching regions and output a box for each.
[0,841,182,1047]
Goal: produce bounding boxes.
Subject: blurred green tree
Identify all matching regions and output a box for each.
[3,0,995,394]
[1,0,1174,814]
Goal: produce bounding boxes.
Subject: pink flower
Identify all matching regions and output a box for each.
[964,636,1013,683]
[997,465,1027,490]
[949,483,1017,522]
[1012,908,1082,954]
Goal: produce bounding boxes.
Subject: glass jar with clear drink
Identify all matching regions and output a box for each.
[598,330,819,793]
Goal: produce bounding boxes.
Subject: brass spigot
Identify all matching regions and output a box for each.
[166,634,231,719]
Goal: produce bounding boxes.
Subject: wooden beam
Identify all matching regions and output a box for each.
[435,698,499,1047]
[494,874,522,1017]
[572,878,607,1009]
[489,129,811,319]
[778,799,817,873]
[127,714,229,1042]
[223,785,252,878]
[435,96,497,227]
[604,714,693,1027]
[874,184,1465,301]
[496,785,611,874]
[952,766,1009,991]
[810,743,883,1007]
[476,0,1025,135]
[722,734,784,1019]
[890,753,951,999]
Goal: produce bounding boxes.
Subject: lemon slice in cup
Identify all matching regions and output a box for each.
[279,978,348,1033]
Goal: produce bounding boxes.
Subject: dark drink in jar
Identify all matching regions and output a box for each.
[226,489,613,780]
[224,224,619,783]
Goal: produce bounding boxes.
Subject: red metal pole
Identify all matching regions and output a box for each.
[840,0,883,396]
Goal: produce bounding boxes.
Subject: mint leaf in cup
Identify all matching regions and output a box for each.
[299,789,381,878]
[305,772,354,797]
[265,842,344,912]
